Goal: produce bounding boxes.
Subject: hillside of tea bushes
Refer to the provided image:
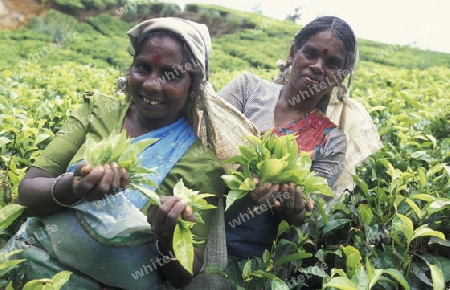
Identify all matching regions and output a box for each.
[0,3,449,289]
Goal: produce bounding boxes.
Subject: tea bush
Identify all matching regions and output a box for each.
[0,4,448,289]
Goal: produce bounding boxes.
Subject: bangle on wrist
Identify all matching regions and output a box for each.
[156,239,177,261]
[51,173,73,207]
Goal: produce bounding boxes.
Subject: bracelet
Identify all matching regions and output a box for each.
[155,239,177,261]
[51,173,73,207]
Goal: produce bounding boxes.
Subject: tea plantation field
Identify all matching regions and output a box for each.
[0,3,449,289]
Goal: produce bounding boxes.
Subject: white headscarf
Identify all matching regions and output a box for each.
[273,60,383,197]
[127,17,212,80]
[126,18,251,289]
[125,17,259,162]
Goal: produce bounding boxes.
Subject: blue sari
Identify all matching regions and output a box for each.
[2,118,197,290]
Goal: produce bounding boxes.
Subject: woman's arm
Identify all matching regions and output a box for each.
[147,196,202,288]
[145,142,225,287]
[19,167,77,216]
[18,99,90,216]
[19,163,129,217]
[19,94,131,216]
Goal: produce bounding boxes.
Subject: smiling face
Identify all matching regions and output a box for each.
[288,30,346,102]
[128,35,191,130]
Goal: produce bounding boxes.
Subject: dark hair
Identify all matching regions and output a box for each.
[126,30,205,123]
[293,16,357,113]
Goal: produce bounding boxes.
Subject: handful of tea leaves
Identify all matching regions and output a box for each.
[82,130,160,204]
[221,131,334,210]
[171,179,216,274]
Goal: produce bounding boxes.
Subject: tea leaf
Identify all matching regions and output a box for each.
[257,159,287,181]
[225,190,248,211]
[357,204,373,226]
[130,184,160,206]
[427,263,445,290]
[222,132,334,209]
[273,252,312,268]
[323,219,352,236]
[173,220,195,275]
[0,204,25,230]
[277,220,290,236]
[117,138,158,168]
[49,271,72,289]
[412,225,445,241]
[0,259,27,276]
[368,269,410,290]
[392,214,414,245]
[169,179,216,273]
[323,277,357,290]
[342,245,361,277]
[270,279,290,290]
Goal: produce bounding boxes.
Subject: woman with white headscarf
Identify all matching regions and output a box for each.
[4,17,255,289]
[219,16,382,262]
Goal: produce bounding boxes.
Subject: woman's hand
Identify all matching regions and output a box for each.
[146,196,201,287]
[249,175,314,225]
[273,182,314,225]
[146,196,200,280]
[146,196,195,244]
[72,162,129,201]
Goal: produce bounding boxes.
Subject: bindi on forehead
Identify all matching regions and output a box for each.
[323,48,328,54]
[151,55,162,64]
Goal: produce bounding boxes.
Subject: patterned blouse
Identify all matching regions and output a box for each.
[218,72,347,259]
[219,72,347,186]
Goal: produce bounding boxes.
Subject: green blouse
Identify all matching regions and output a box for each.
[33,92,225,251]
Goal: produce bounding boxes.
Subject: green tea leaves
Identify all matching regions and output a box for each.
[173,179,216,216]
[83,130,158,170]
[118,138,158,169]
[82,130,160,204]
[221,132,334,210]
[257,159,288,183]
[173,219,195,275]
[225,190,249,211]
[130,183,160,206]
[171,179,216,275]
[0,204,25,230]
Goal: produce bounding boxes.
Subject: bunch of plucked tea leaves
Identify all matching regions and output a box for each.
[169,179,216,275]
[221,130,334,210]
[82,130,161,204]
[83,133,217,273]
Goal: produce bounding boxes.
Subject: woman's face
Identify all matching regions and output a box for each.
[289,30,346,100]
[128,35,191,129]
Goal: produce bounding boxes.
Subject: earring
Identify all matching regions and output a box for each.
[276,59,287,70]
[286,57,293,66]
[274,59,291,85]
[336,84,348,101]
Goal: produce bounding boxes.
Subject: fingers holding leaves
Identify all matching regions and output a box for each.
[73,164,104,200]
[292,184,306,214]
[147,196,191,242]
[183,204,195,222]
[73,162,89,178]
[306,194,315,211]
[80,164,93,177]
[109,163,121,190]
[120,167,130,189]
[221,133,334,211]
[73,162,129,201]
[249,183,281,206]
[272,183,313,225]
